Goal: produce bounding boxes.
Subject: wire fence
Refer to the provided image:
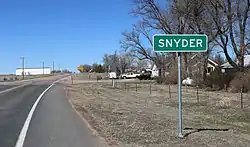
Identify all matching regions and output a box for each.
[109,80,250,110]
[71,73,250,110]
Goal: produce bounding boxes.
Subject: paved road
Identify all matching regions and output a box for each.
[0,85,17,92]
[24,83,99,147]
[0,76,100,147]
[0,84,50,147]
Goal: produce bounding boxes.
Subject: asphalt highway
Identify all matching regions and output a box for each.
[0,85,17,92]
[0,75,99,147]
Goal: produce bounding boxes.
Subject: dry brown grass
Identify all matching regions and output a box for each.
[65,77,250,147]
[74,73,109,81]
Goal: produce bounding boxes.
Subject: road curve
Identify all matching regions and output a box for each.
[23,83,100,147]
[0,75,102,147]
[0,84,51,147]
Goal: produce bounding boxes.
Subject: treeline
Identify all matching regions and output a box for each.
[78,51,149,74]
[77,64,105,73]
[119,0,250,82]
[78,0,250,91]
[52,69,72,73]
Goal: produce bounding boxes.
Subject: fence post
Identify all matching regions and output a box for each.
[112,79,115,88]
[241,87,243,109]
[136,83,137,92]
[207,90,209,99]
[71,75,73,85]
[169,83,171,99]
[196,86,199,104]
[150,83,152,95]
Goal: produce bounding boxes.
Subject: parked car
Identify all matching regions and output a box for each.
[121,72,140,79]
[137,70,152,80]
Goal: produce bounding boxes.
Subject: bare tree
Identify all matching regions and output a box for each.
[135,59,149,71]
[103,51,119,73]
[123,0,250,82]
[121,0,181,77]
[203,0,250,71]
[172,0,221,80]
[103,51,134,74]
[131,0,175,34]
[213,54,226,65]
[121,24,161,76]
[118,52,135,74]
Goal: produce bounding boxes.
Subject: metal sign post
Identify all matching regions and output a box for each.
[153,34,208,138]
[177,52,183,138]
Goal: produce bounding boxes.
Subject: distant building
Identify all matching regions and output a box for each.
[221,55,250,73]
[220,62,234,73]
[238,55,250,67]
[151,64,160,78]
[206,59,219,75]
[16,67,51,76]
[190,55,219,76]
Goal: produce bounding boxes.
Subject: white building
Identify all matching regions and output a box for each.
[151,64,159,78]
[16,68,51,76]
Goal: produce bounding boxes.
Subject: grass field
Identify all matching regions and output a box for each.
[65,74,250,147]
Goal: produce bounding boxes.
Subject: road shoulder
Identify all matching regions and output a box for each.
[65,89,110,147]
[24,83,108,147]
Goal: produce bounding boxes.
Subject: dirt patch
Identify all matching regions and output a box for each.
[65,80,250,147]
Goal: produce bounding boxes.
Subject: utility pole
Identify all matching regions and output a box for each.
[52,61,55,75]
[59,64,61,72]
[42,61,45,75]
[20,57,25,80]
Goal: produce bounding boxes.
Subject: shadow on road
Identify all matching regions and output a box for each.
[183,127,229,137]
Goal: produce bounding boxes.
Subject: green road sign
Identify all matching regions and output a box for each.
[153,34,208,52]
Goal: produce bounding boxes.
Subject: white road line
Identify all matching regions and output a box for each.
[15,77,69,147]
[0,83,32,94]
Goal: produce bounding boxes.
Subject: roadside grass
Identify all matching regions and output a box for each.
[0,74,53,82]
[66,79,250,147]
[74,73,108,81]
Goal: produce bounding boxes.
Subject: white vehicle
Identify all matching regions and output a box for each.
[121,72,140,79]
[182,77,195,86]
[109,72,117,79]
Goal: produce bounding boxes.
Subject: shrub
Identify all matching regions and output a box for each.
[164,69,178,84]
[155,75,178,85]
[229,71,250,92]
[96,75,102,81]
[155,76,164,84]
[137,72,152,80]
[216,97,232,108]
[206,68,235,90]
[155,68,178,84]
